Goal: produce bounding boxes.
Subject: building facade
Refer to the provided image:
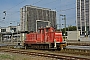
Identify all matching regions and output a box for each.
[0,26,21,42]
[0,26,20,33]
[20,5,56,32]
[76,0,90,35]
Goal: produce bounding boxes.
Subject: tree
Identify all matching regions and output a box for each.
[67,25,77,31]
[56,26,77,36]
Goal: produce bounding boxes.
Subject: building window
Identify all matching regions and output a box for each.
[1,29,6,32]
[10,28,16,32]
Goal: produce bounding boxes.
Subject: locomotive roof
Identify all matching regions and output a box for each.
[38,27,53,30]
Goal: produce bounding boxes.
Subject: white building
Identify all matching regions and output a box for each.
[20,5,56,32]
[0,26,21,33]
[0,26,21,42]
[76,0,90,35]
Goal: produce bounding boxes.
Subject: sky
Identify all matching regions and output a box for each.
[0,0,76,28]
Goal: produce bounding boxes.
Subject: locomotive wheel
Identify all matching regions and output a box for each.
[37,45,39,49]
[44,45,49,49]
[44,46,46,49]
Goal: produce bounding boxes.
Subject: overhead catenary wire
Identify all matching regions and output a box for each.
[2,0,76,27]
[6,0,76,14]
[3,0,44,17]
[7,0,27,11]
[1,0,27,21]
[6,0,76,13]
[7,0,44,15]
[39,0,58,6]
[5,4,76,22]
[1,0,45,26]
[32,0,44,5]
[56,2,75,10]
[7,0,44,11]
[5,4,76,18]
[60,7,76,12]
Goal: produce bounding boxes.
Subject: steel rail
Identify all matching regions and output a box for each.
[0,48,89,60]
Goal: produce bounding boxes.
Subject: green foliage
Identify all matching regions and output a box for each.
[0,54,10,59]
[0,54,14,60]
[67,26,77,31]
[56,26,77,36]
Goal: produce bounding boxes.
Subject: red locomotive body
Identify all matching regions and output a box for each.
[24,27,66,50]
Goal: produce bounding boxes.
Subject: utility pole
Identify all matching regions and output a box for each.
[11,29,14,43]
[59,14,61,31]
[64,15,66,35]
[17,22,18,44]
[60,14,66,35]
[60,14,66,41]
[17,22,19,45]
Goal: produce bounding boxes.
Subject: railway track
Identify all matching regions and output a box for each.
[67,43,90,46]
[0,48,90,60]
[67,41,90,46]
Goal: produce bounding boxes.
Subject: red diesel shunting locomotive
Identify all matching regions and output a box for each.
[24,27,66,50]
